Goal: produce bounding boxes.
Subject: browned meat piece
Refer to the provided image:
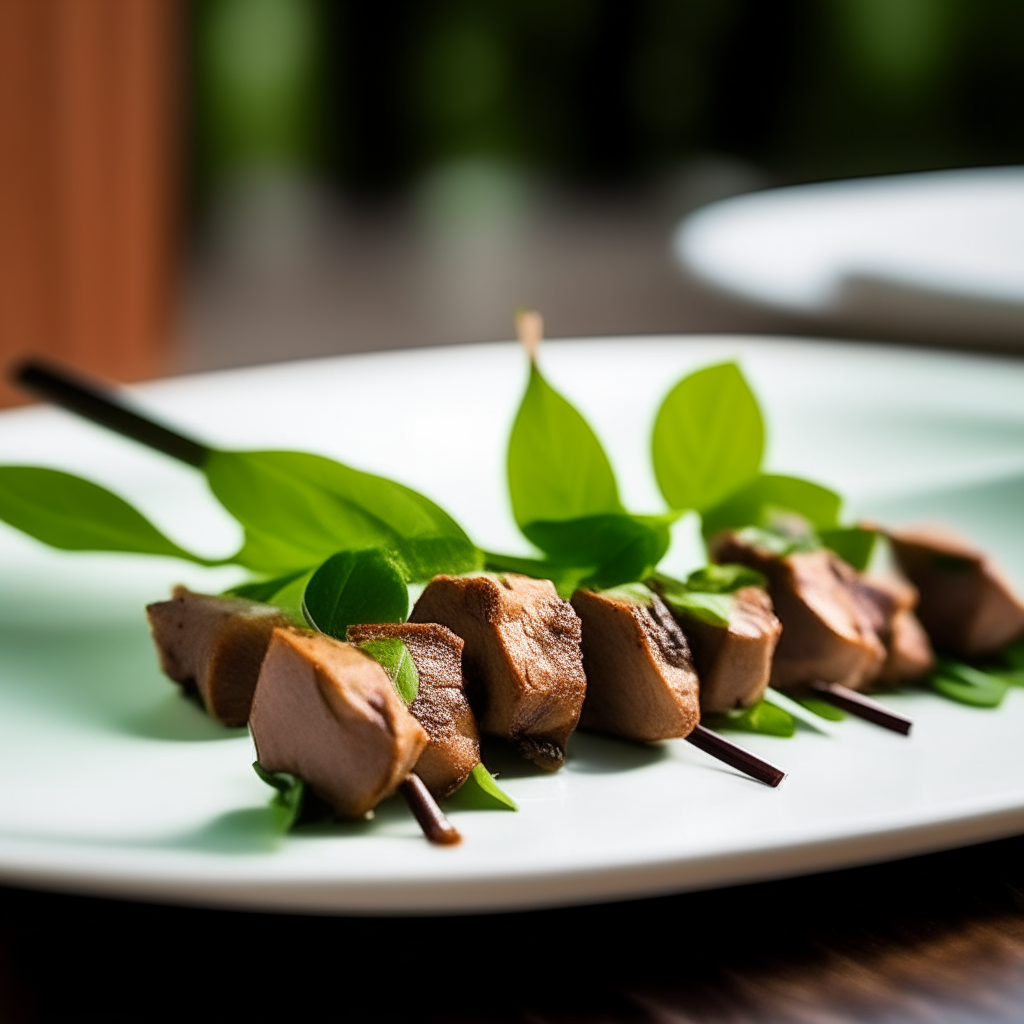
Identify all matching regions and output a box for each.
[711,532,886,691]
[249,628,428,819]
[849,573,935,685]
[667,586,782,714]
[347,621,480,799]
[570,586,700,742]
[409,573,586,771]
[146,585,290,726]
[888,525,1024,657]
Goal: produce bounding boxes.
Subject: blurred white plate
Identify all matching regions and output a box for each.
[675,167,1024,343]
[1,336,1024,914]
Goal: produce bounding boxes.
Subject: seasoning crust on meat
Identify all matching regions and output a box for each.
[146,586,290,726]
[571,585,700,742]
[347,621,480,799]
[409,573,586,771]
[250,628,428,819]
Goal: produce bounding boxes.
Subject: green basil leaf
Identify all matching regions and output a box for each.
[930,659,1009,708]
[358,637,419,704]
[302,548,408,639]
[0,466,214,563]
[652,362,764,513]
[445,763,518,811]
[204,450,479,580]
[523,512,676,591]
[820,526,878,571]
[704,700,795,738]
[252,762,305,833]
[702,474,842,541]
[761,688,839,732]
[267,570,315,627]
[223,569,308,603]
[507,361,622,529]
[661,589,733,628]
[793,695,847,721]
[684,563,766,594]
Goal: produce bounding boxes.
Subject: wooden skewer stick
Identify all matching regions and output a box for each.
[400,775,462,845]
[808,681,913,736]
[686,725,786,788]
[12,358,211,468]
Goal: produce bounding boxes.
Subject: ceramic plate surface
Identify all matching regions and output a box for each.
[2,336,1024,914]
[674,167,1024,343]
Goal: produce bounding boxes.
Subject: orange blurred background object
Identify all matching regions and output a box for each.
[0,0,178,407]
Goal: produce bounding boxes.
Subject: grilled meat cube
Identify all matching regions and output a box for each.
[409,573,586,771]
[146,585,290,726]
[711,532,886,691]
[667,586,782,714]
[249,628,428,819]
[571,585,700,742]
[847,573,935,685]
[888,526,1024,657]
[347,621,480,799]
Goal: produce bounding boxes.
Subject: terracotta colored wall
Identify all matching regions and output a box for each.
[0,0,178,407]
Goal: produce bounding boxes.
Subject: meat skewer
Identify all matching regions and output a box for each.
[710,529,927,734]
[570,584,786,787]
[146,587,461,843]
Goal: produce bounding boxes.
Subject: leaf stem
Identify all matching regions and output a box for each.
[12,359,211,468]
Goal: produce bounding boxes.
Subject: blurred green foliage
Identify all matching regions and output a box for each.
[189,0,1024,203]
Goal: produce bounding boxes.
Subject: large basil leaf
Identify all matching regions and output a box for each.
[652,362,764,513]
[523,512,676,591]
[358,637,419,704]
[701,473,842,540]
[0,466,214,563]
[302,548,408,639]
[445,763,518,811]
[204,450,479,580]
[507,361,622,529]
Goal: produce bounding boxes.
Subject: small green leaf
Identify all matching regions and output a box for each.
[704,700,795,738]
[302,548,408,639]
[661,589,733,628]
[507,361,622,529]
[204,449,479,580]
[0,466,213,563]
[358,637,419,704]
[702,474,842,541]
[445,763,518,811]
[652,362,764,513]
[1002,638,1024,674]
[820,526,878,571]
[930,659,1009,708]
[762,687,839,732]
[253,762,306,833]
[794,696,847,721]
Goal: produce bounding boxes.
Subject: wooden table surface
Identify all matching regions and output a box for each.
[3,831,1024,1022]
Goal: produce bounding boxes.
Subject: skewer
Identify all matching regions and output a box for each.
[807,681,912,736]
[12,358,210,467]
[686,725,786,788]
[400,776,462,845]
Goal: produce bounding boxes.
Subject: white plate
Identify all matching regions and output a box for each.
[2,336,1024,914]
[674,167,1024,344]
